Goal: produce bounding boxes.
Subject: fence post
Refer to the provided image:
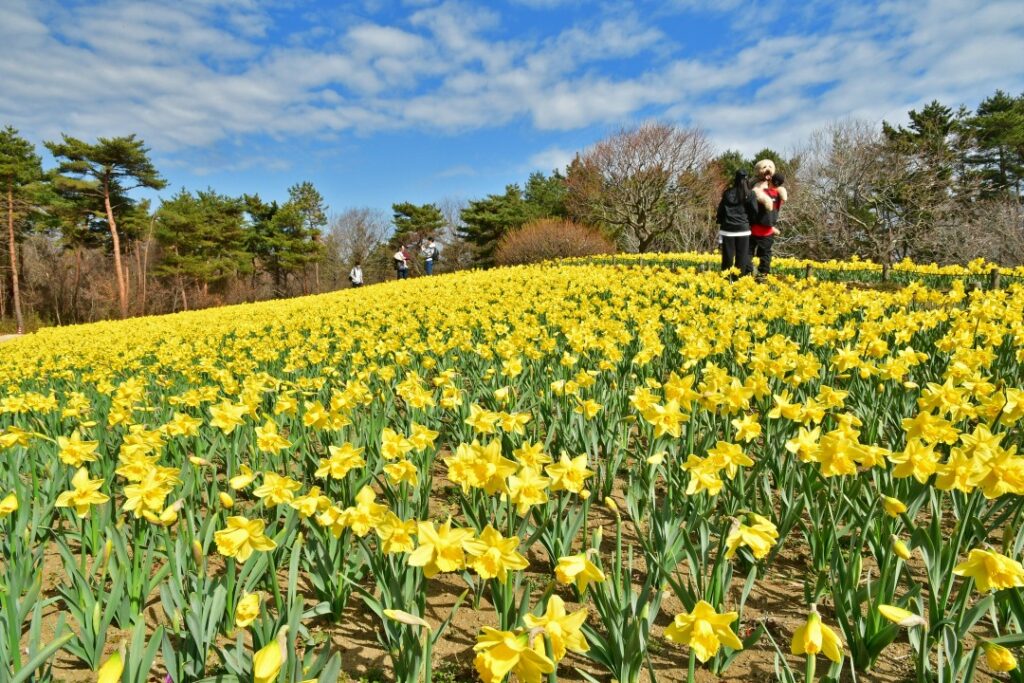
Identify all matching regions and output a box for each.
[989,267,1001,290]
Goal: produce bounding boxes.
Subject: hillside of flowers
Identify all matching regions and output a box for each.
[2,257,1024,683]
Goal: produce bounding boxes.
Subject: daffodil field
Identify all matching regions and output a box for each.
[3,255,1024,683]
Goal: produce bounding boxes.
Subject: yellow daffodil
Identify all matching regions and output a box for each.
[408,519,474,578]
[473,627,555,683]
[215,515,278,562]
[664,600,743,663]
[982,642,1018,672]
[252,472,302,507]
[463,525,529,583]
[0,492,17,517]
[724,513,778,560]
[229,463,256,490]
[953,548,1024,592]
[315,442,365,479]
[95,650,123,683]
[523,595,589,661]
[57,430,99,467]
[253,626,289,683]
[545,453,594,494]
[376,512,417,554]
[554,553,606,593]
[235,592,261,628]
[55,467,110,518]
[791,606,843,663]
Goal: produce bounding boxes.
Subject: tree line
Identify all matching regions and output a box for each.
[1,88,1021,331]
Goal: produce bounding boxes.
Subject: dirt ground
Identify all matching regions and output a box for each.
[26,493,982,683]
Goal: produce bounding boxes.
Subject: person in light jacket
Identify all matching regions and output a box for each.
[393,247,409,279]
[422,238,438,275]
[349,262,363,287]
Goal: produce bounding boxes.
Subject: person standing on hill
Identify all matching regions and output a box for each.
[750,166,788,276]
[349,262,363,287]
[393,246,409,279]
[716,170,757,276]
[422,237,438,275]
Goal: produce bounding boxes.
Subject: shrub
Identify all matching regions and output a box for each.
[494,218,615,266]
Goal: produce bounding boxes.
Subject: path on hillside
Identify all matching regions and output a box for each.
[0,334,20,343]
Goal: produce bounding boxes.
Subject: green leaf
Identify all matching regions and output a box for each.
[11,631,74,683]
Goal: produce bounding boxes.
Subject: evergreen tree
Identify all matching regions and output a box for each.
[884,101,966,173]
[459,185,535,266]
[0,126,43,333]
[967,90,1024,197]
[713,150,749,181]
[156,189,250,309]
[244,194,322,297]
[524,170,568,218]
[45,134,166,318]
[288,181,328,290]
[391,202,445,248]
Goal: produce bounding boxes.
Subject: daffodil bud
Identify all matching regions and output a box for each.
[96,649,124,683]
[603,496,618,513]
[191,539,204,567]
[219,492,234,509]
[878,604,926,628]
[881,495,906,517]
[982,642,1018,672]
[892,536,912,561]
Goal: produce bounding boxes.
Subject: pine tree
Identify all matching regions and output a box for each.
[713,150,749,181]
[288,181,328,291]
[391,202,445,248]
[967,90,1024,197]
[0,126,44,333]
[524,171,568,218]
[459,185,535,266]
[45,134,166,318]
[244,195,322,297]
[156,189,250,309]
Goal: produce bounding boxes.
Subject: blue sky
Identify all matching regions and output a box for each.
[2,0,1023,215]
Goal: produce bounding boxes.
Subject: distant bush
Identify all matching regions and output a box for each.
[494,218,615,266]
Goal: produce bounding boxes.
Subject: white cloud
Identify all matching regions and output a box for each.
[527,146,575,173]
[0,0,1021,168]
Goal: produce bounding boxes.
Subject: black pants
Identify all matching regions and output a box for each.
[721,234,751,275]
[750,235,774,275]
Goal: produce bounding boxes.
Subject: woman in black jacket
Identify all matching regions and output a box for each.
[716,170,757,276]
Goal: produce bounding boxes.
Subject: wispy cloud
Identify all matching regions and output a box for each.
[527,146,575,173]
[1,0,1021,169]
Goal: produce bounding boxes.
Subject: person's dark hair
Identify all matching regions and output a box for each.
[731,169,750,203]
[772,172,785,187]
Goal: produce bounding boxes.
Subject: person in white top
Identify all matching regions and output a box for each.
[422,238,438,275]
[349,263,363,287]
[393,247,409,279]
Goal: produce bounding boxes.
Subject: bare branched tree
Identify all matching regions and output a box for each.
[327,208,390,266]
[434,196,475,271]
[784,120,948,268]
[566,122,717,252]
